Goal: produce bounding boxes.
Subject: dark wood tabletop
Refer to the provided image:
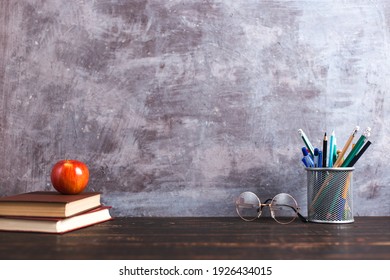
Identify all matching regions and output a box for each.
[0,216,389,260]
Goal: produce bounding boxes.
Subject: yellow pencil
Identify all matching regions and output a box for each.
[333,126,359,167]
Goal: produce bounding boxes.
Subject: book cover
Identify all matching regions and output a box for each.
[0,206,113,234]
[0,191,102,218]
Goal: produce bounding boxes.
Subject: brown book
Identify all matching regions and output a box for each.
[0,206,112,234]
[0,191,102,218]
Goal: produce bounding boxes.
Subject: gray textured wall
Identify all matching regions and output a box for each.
[0,0,389,217]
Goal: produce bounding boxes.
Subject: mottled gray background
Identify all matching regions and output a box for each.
[0,0,389,217]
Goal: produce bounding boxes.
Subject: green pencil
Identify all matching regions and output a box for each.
[341,127,371,167]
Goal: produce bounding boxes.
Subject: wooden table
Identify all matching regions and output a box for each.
[0,217,389,260]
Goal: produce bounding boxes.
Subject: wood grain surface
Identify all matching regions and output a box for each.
[0,216,389,260]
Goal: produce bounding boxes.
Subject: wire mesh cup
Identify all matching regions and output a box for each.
[306,167,354,223]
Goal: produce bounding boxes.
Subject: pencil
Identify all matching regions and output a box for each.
[333,126,359,167]
[322,132,327,168]
[348,140,371,167]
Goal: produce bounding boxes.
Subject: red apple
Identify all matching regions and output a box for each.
[51,160,89,195]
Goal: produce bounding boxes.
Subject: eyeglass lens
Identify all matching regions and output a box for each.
[235,192,261,221]
[270,193,298,224]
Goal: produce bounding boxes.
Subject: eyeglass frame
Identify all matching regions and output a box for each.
[235,191,308,224]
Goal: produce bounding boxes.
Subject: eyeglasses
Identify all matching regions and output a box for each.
[235,192,307,224]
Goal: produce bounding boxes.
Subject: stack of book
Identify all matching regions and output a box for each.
[0,191,112,234]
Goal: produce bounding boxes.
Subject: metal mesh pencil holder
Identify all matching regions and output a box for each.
[306,167,354,223]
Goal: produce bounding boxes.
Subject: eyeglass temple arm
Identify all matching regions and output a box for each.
[296,211,308,223]
[288,205,308,223]
[274,203,308,223]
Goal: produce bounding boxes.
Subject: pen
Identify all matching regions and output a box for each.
[333,126,359,167]
[318,151,323,167]
[322,132,327,167]
[302,147,314,167]
[298,129,315,157]
[348,140,372,167]
[314,148,320,167]
[332,137,337,164]
[328,131,335,167]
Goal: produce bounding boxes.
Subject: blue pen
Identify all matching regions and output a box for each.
[318,151,323,167]
[302,147,314,167]
[314,148,319,167]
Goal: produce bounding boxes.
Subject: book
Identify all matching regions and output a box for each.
[0,206,112,234]
[0,191,102,218]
